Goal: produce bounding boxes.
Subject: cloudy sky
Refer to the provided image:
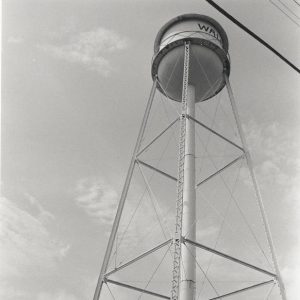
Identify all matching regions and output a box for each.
[1,0,300,299]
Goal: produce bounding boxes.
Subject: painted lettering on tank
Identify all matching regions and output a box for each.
[197,23,210,32]
[197,23,221,42]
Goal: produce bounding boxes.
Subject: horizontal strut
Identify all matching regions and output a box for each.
[136,159,177,181]
[196,154,244,187]
[106,279,170,299]
[105,239,172,277]
[184,238,276,277]
[209,279,275,300]
[186,114,244,152]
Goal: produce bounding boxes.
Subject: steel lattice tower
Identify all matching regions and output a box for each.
[93,14,287,300]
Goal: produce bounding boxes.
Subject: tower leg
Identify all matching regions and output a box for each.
[224,74,287,300]
[93,79,157,300]
[180,84,196,300]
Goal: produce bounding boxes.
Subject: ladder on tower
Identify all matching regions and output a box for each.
[171,42,190,300]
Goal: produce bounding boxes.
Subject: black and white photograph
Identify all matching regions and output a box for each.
[1,0,299,299]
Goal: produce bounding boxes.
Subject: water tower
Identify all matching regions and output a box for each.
[93,14,286,300]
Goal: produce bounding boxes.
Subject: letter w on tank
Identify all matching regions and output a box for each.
[198,23,210,31]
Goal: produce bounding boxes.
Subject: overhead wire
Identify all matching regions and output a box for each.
[206,0,300,74]
[100,7,292,297]
[291,0,300,7]
[269,0,300,26]
[109,21,285,293]
[272,0,300,20]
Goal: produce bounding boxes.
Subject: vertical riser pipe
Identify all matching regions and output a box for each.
[180,84,196,300]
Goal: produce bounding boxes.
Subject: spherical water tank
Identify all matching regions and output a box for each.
[151,14,230,102]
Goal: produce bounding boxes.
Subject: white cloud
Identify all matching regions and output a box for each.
[247,121,298,160]
[39,27,129,76]
[0,197,69,279]
[244,120,300,298]
[75,178,118,225]
[74,175,173,268]
[245,120,299,186]
[283,236,300,299]
[24,193,55,224]
[281,180,300,299]
[73,175,171,234]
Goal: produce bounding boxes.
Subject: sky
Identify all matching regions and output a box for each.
[1,0,300,299]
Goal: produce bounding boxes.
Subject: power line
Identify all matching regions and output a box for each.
[291,0,300,7]
[269,0,300,27]
[273,0,300,20]
[206,0,300,74]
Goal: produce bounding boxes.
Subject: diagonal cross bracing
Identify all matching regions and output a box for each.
[224,74,287,300]
[196,154,245,187]
[187,114,244,152]
[184,238,276,277]
[106,279,170,299]
[136,159,177,181]
[209,279,275,300]
[93,79,158,300]
[136,117,179,157]
[105,239,172,277]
